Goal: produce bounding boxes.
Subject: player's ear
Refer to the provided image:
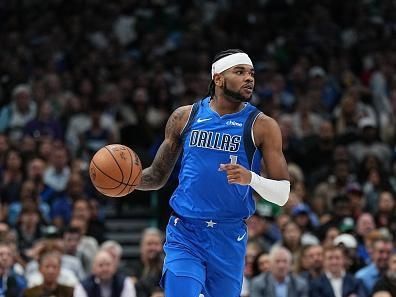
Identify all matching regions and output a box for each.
[213,74,224,87]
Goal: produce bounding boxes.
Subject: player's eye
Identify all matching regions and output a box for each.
[236,71,243,75]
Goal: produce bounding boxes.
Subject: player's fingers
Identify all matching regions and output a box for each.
[219,163,239,170]
[227,177,238,184]
[226,169,240,175]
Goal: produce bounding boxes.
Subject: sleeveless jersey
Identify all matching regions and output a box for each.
[169,97,262,220]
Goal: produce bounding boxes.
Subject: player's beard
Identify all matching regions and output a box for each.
[223,81,252,102]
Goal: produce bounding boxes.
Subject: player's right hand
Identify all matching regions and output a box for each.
[219,163,252,185]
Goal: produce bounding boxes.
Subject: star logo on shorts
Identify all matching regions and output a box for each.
[205,220,217,228]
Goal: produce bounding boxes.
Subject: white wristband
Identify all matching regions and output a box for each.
[249,171,290,206]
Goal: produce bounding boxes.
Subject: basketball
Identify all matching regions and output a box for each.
[89,144,142,197]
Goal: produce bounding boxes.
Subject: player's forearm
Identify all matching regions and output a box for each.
[249,172,290,206]
[136,167,168,191]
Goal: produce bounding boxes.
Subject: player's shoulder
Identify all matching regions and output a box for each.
[254,112,280,130]
[253,112,282,144]
[171,105,193,122]
[166,105,193,136]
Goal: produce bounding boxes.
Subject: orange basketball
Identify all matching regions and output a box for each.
[89,144,142,197]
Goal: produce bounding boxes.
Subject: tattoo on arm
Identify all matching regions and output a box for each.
[137,107,188,190]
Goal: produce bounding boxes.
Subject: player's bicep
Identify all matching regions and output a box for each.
[257,117,289,181]
[138,106,190,190]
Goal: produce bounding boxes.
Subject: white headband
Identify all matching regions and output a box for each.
[211,53,253,79]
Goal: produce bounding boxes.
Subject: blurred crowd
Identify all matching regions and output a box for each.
[1,0,396,296]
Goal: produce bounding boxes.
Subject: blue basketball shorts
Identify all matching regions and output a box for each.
[160,215,248,297]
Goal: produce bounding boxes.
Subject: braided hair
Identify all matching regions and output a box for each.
[207,49,246,97]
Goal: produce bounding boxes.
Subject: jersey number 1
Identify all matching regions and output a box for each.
[229,155,238,164]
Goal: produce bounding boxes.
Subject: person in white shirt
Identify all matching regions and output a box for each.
[309,245,367,297]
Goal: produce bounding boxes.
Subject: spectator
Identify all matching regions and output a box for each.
[0,85,37,144]
[309,245,367,297]
[24,240,78,288]
[7,180,50,227]
[62,226,91,277]
[43,145,70,194]
[296,244,324,282]
[345,182,365,220]
[349,117,392,170]
[23,100,63,142]
[50,173,86,228]
[0,242,26,297]
[355,237,393,294]
[74,250,136,297]
[72,198,106,244]
[250,246,308,297]
[0,149,23,205]
[246,209,278,251]
[15,202,45,258]
[22,250,73,297]
[69,217,98,275]
[99,241,124,273]
[355,213,376,266]
[333,233,363,273]
[372,252,396,297]
[278,220,303,266]
[131,228,164,297]
[375,190,395,228]
[253,252,271,275]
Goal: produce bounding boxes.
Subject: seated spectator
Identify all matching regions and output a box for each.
[15,202,45,259]
[291,203,319,245]
[253,252,271,275]
[131,228,164,297]
[74,250,136,297]
[0,149,23,205]
[309,245,367,297]
[374,190,395,228]
[25,158,57,205]
[69,217,98,275]
[25,230,85,281]
[355,237,393,295]
[23,100,63,141]
[277,220,304,267]
[0,241,27,297]
[333,233,363,273]
[7,180,50,227]
[43,145,70,194]
[372,252,396,297]
[246,208,278,251]
[22,250,73,297]
[0,85,37,144]
[355,213,376,266]
[24,240,78,288]
[100,241,126,274]
[51,174,86,228]
[250,246,308,297]
[72,198,106,244]
[242,239,265,296]
[296,244,324,282]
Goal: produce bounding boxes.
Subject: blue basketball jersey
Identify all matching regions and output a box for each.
[170,97,262,220]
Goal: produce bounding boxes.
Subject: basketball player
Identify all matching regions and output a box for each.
[136,49,290,297]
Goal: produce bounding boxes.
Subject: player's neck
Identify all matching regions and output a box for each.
[210,95,245,116]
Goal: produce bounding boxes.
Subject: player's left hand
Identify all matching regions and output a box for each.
[219,163,252,185]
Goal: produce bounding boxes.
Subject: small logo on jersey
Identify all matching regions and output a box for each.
[174,218,180,226]
[197,118,212,123]
[205,220,217,228]
[237,232,247,241]
[226,120,242,127]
